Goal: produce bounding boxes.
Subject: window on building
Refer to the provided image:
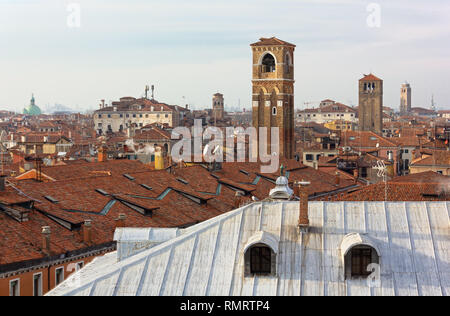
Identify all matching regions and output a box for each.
[126,114,130,118]
[120,114,123,118]
[404,149,409,154]
[55,267,64,286]
[107,114,111,118]
[165,114,169,118]
[133,114,136,118]
[98,114,102,118]
[305,154,313,161]
[272,107,277,116]
[33,273,42,296]
[145,114,149,118]
[249,246,272,274]
[345,246,379,278]
[261,54,276,73]
[437,171,443,175]
[10,279,20,296]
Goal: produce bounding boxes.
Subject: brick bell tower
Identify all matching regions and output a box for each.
[358,74,383,134]
[251,37,296,159]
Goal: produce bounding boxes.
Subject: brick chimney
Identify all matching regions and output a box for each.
[83,220,92,244]
[115,214,126,228]
[335,171,340,186]
[353,168,359,184]
[42,226,51,255]
[0,175,6,191]
[98,146,107,162]
[298,180,311,230]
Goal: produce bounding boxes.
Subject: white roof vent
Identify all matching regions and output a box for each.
[269,176,293,200]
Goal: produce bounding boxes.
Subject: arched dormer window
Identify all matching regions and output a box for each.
[262,54,276,73]
[341,233,380,279]
[243,231,278,276]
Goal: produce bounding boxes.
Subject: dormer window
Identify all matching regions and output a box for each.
[341,233,381,280]
[243,231,279,277]
[250,246,271,274]
[347,245,379,278]
[262,54,276,73]
[245,244,275,276]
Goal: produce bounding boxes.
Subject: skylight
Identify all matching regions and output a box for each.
[140,184,153,191]
[44,196,59,203]
[95,189,109,196]
[123,174,135,181]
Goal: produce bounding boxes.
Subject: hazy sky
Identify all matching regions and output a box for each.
[0,0,449,113]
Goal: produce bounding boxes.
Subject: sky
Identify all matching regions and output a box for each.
[0,0,449,113]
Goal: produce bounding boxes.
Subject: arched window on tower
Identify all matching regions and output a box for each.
[262,54,276,73]
[272,107,277,116]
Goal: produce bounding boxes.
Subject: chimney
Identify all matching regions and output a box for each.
[0,175,6,191]
[98,145,107,162]
[83,220,92,244]
[115,214,126,228]
[298,180,311,231]
[335,171,340,186]
[353,168,359,184]
[42,226,51,255]
[154,147,164,170]
[234,191,244,209]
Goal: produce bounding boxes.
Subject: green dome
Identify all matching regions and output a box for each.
[23,94,42,116]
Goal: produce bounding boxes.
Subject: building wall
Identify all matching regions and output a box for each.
[94,111,175,134]
[298,112,357,124]
[251,43,295,159]
[0,254,101,296]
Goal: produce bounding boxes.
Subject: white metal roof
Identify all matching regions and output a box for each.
[47,201,450,296]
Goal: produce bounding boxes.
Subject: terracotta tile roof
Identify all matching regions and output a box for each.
[334,182,449,201]
[411,150,450,166]
[340,131,398,148]
[360,73,382,81]
[390,171,450,184]
[250,37,296,47]
[17,160,151,181]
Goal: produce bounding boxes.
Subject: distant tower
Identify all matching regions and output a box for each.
[358,74,383,134]
[212,93,224,122]
[400,82,411,114]
[251,37,295,159]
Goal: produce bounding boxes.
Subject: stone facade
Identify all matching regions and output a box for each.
[251,37,295,159]
[358,74,383,135]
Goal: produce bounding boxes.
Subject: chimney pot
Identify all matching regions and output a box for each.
[335,171,340,186]
[116,214,126,228]
[83,220,92,244]
[298,180,310,230]
[42,226,51,254]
